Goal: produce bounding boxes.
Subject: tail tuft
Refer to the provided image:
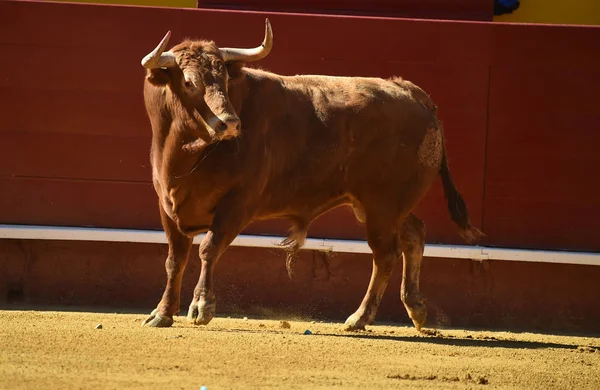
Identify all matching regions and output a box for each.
[439,141,484,243]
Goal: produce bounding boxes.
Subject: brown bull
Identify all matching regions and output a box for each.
[140,19,482,331]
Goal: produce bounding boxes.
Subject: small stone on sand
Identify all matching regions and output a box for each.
[279,321,291,329]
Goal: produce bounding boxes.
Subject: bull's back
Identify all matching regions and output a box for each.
[255,72,440,215]
[287,74,437,139]
[294,75,439,172]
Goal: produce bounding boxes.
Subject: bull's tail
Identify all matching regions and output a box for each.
[439,134,484,243]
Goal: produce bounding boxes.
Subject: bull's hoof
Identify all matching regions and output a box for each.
[411,312,427,332]
[141,310,174,328]
[343,313,368,331]
[404,301,427,332]
[187,300,216,326]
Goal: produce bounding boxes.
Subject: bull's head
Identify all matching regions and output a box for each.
[141,19,273,143]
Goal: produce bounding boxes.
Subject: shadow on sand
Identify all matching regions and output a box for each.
[324,331,595,350]
[199,325,599,351]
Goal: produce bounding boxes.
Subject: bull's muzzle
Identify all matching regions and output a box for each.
[214,116,241,140]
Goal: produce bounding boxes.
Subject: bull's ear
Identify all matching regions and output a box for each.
[226,61,245,81]
[146,69,170,86]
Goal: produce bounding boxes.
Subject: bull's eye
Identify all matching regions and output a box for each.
[185,81,193,88]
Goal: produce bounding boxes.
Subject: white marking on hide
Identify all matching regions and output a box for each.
[418,128,443,169]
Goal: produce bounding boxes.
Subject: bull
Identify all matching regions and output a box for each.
[140,19,482,331]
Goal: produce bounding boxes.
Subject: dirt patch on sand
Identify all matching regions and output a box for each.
[0,309,599,389]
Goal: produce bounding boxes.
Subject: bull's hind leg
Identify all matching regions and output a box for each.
[143,204,193,327]
[344,212,402,331]
[399,213,428,331]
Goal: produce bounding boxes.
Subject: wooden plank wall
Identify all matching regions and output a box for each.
[1,1,600,332]
[485,24,600,251]
[0,0,489,245]
[3,1,599,250]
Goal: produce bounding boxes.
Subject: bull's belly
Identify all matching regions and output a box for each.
[256,192,353,223]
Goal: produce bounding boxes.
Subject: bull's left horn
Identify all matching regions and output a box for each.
[220,18,273,63]
[141,30,177,69]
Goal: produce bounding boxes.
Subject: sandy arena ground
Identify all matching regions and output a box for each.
[0,309,599,389]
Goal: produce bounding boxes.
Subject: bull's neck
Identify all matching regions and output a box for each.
[151,127,211,189]
[229,67,280,122]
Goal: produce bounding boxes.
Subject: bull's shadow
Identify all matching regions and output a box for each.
[324,331,594,351]
[200,323,598,351]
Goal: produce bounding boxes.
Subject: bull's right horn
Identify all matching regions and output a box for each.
[141,31,177,69]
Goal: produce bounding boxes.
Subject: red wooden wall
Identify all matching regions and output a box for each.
[0,0,490,246]
[1,1,600,332]
[2,1,599,251]
[485,24,600,251]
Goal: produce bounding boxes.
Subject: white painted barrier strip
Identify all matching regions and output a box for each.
[1,224,599,266]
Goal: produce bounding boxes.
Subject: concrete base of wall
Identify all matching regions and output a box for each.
[2,239,599,334]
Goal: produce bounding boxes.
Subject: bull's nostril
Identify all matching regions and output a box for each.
[235,122,241,131]
[216,122,228,132]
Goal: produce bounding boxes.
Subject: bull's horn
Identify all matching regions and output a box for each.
[141,30,177,69]
[220,18,273,63]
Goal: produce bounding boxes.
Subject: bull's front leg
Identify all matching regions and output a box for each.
[187,193,251,326]
[143,203,193,327]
